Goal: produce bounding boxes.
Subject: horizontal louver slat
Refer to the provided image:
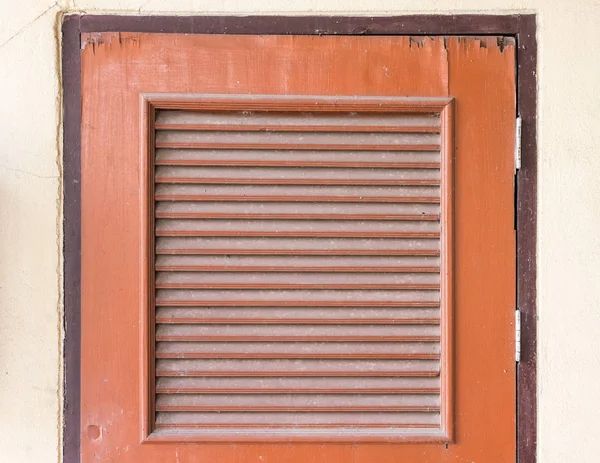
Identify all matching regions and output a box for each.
[151,101,448,438]
[156,237,440,256]
[155,109,440,130]
[156,358,440,376]
[155,306,441,323]
[156,149,441,167]
[155,289,440,306]
[155,166,440,185]
[155,411,441,427]
[155,201,440,220]
[155,184,441,203]
[156,341,440,359]
[155,376,440,394]
[155,393,441,412]
[155,272,440,291]
[155,129,440,151]
[155,219,440,239]
[156,324,441,343]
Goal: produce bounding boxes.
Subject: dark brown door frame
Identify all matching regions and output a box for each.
[62,14,537,463]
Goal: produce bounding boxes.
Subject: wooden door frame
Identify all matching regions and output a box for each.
[62,13,537,463]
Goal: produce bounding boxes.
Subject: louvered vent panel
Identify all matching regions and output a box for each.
[151,98,451,440]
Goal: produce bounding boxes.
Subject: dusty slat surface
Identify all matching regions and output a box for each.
[152,103,446,436]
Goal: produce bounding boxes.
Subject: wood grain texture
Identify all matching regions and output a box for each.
[516,14,538,463]
[446,36,517,459]
[80,33,515,461]
[78,14,523,35]
[61,14,82,463]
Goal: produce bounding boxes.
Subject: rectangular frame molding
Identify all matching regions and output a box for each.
[62,13,536,462]
[141,94,454,443]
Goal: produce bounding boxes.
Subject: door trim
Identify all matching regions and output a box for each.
[62,13,537,463]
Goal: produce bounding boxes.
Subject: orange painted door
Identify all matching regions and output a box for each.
[81,34,516,462]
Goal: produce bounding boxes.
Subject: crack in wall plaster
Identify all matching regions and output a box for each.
[0,2,59,51]
[0,165,59,180]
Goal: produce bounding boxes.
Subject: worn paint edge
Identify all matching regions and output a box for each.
[516,13,537,463]
[75,14,524,35]
[61,13,82,463]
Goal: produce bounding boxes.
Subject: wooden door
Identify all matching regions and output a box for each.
[81,34,516,462]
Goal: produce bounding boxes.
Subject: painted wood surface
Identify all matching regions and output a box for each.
[80,34,515,462]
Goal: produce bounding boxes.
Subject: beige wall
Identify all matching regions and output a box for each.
[0,0,599,461]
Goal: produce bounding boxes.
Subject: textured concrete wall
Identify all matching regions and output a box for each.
[1,1,599,461]
[0,2,63,461]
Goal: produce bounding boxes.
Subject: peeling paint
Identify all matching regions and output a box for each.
[81,31,140,51]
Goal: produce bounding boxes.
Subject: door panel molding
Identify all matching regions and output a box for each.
[141,94,454,443]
